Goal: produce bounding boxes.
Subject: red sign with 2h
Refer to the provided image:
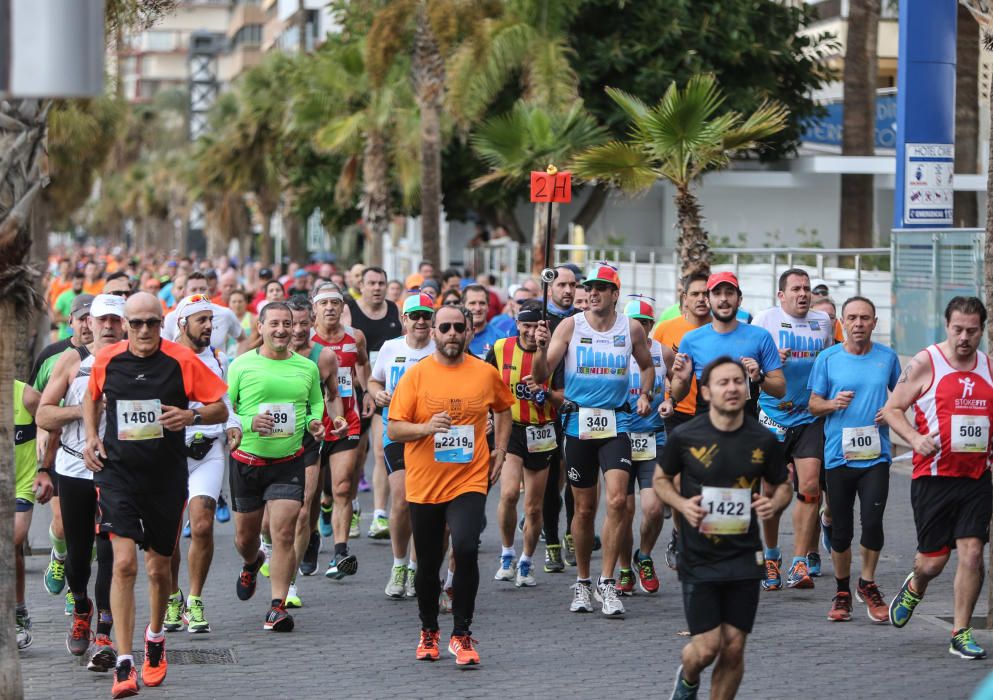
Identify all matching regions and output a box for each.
[530,171,572,203]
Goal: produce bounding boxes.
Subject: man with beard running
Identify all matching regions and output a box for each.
[161,295,242,634]
[370,293,436,598]
[37,294,125,669]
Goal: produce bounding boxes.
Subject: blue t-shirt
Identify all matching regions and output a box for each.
[807,342,901,469]
[469,322,506,359]
[627,340,667,441]
[680,322,782,384]
[489,314,517,338]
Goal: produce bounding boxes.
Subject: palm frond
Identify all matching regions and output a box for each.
[571,141,657,193]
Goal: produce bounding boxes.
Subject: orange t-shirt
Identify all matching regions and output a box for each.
[652,315,708,415]
[833,319,844,343]
[389,354,513,504]
[83,279,104,295]
[48,278,70,309]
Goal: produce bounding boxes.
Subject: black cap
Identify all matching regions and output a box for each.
[516,299,543,322]
[259,268,273,280]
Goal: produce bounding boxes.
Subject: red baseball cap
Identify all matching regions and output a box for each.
[707,271,740,292]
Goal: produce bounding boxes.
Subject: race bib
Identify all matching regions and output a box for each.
[630,432,656,461]
[951,415,990,453]
[116,399,163,441]
[525,424,556,453]
[842,425,881,461]
[578,407,617,440]
[758,409,786,442]
[260,402,295,438]
[337,367,353,398]
[699,487,751,536]
[434,425,474,463]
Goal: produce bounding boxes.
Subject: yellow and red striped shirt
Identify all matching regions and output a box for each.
[491,337,556,425]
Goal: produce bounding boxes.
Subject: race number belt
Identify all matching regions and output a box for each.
[231,446,304,467]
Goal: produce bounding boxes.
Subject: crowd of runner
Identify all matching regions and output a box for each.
[12,245,993,698]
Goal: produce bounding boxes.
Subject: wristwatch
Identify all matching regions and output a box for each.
[756,370,766,385]
[191,409,203,426]
[640,389,654,401]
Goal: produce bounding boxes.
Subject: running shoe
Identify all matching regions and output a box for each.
[950,628,987,660]
[368,515,390,539]
[570,580,594,613]
[785,560,814,589]
[762,557,782,591]
[299,531,321,576]
[405,567,417,598]
[236,550,265,601]
[386,565,406,599]
[563,534,577,567]
[544,544,565,573]
[448,634,480,665]
[593,534,602,552]
[827,592,853,622]
[87,634,117,672]
[515,559,536,587]
[184,598,211,633]
[44,550,66,595]
[64,591,75,616]
[440,586,454,614]
[285,583,303,608]
[325,552,358,580]
[163,591,184,632]
[67,604,92,656]
[263,603,295,632]
[594,578,625,617]
[855,579,889,623]
[889,572,923,628]
[669,664,699,700]
[665,529,679,571]
[820,506,833,553]
[318,503,333,537]
[349,512,361,539]
[616,568,635,596]
[260,541,273,578]
[416,629,440,661]
[215,496,231,523]
[142,632,167,687]
[636,551,660,594]
[494,554,515,581]
[15,607,31,632]
[517,514,525,533]
[807,552,822,577]
[112,659,139,699]
[358,475,371,492]
[182,520,191,538]
[16,616,31,651]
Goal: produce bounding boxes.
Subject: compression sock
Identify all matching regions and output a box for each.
[50,526,67,560]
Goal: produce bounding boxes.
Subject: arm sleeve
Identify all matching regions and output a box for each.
[307,363,325,425]
[807,353,828,395]
[757,330,783,372]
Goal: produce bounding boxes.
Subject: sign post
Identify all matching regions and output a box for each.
[529,165,572,323]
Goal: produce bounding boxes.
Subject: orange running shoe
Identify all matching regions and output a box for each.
[855,579,889,623]
[141,630,167,687]
[415,629,441,661]
[111,659,139,698]
[785,560,814,589]
[827,592,853,621]
[448,634,480,665]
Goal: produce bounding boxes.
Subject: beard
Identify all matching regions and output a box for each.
[439,339,465,358]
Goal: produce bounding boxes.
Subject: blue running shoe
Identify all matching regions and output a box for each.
[889,572,922,628]
[215,497,231,523]
[762,557,782,591]
[494,554,515,582]
[318,504,333,538]
[785,559,814,589]
[182,521,192,538]
[807,552,821,577]
[669,664,699,699]
[950,628,987,659]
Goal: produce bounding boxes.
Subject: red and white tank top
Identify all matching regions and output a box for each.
[313,327,361,438]
[912,344,993,479]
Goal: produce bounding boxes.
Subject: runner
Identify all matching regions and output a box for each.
[83,292,229,698]
[388,303,512,664]
[657,357,791,700]
[616,297,674,596]
[369,293,436,598]
[162,294,243,634]
[464,284,506,359]
[163,272,245,350]
[309,283,371,579]
[487,300,563,588]
[808,296,900,622]
[37,294,125,668]
[227,300,325,633]
[53,271,85,339]
[883,296,993,659]
[752,269,833,590]
[573,285,590,312]
[532,262,657,618]
[344,266,402,540]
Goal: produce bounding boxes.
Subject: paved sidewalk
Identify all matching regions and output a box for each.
[17,462,993,699]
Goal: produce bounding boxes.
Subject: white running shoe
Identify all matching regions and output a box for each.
[570,580,594,613]
[594,578,626,618]
[385,565,406,599]
[494,554,516,581]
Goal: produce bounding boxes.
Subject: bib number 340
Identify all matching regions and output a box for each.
[578,407,617,440]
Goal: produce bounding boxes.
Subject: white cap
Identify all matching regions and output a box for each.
[90,294,125,318]
[176,294,213,319]
[810,278,830,294]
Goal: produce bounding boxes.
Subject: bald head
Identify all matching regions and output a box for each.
[125,291,162,318]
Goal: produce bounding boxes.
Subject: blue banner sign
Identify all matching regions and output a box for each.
[802,93,897,150]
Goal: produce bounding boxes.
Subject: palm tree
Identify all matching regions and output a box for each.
[471,100,605,274]
[572,75,788,277]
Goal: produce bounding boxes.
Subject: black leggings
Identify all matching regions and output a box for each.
[824,462,889,553]
[409,492,486,636]
[59,474,113,614]
[542,457,562,545]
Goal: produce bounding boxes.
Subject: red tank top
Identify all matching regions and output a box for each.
[912,344,993,479]
[313,327,361,438]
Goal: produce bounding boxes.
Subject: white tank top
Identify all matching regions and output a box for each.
[56,354,104,480]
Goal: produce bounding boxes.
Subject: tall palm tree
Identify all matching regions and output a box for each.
[471,100,605,273]
[572,75,788,277]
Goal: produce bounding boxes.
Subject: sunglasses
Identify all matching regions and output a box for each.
[587,282,615,292]
[187,293,211,303]
[107,290,131,298]
[127,318,162,330]
[436,322,466,334]
[408,311,432,321]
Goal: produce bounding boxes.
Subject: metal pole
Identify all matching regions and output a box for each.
[649,250,657,302]
[541,201,554,325]
[770,252,778,307]
[855,254,863,297]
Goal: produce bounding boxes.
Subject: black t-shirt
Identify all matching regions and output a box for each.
[661,413,786,582]
[346,298,402,352]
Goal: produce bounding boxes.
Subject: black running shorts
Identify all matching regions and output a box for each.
[783,417,825,464]
[302,433,321,467]
[627,458,659,495]
[681,578,761,635]
[562,433,632,489]
[96,472,187,557]
[230,454,306,513]
[384,441,405,474]
[507,423,559,471]
[911,473,993,555]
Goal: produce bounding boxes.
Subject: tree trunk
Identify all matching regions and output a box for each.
[570,182,609,241]
[840,0,880,248]
[674,185,711,277]
[259,212,272,266]
[412,2,445,271]
[285,212,303,264]
[956,2,980,228]
[362,131,389,267]
[985,53,993,630]
[531,202,559,276]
